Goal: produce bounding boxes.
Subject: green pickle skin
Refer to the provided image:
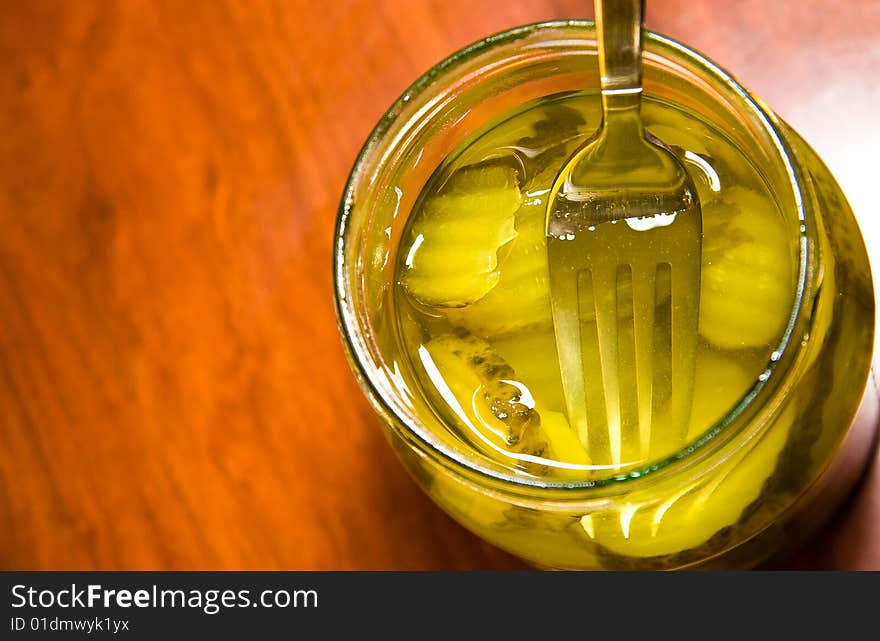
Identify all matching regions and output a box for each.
[389,92,874,569]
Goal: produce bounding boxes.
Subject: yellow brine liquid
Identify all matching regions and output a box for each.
[393,90,801,559]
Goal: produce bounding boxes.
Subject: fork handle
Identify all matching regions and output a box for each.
[595,0,645,112]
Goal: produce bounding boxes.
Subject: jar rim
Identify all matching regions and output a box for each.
[334,20,811,495]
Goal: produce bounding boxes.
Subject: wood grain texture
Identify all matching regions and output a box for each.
[0,0,877,570]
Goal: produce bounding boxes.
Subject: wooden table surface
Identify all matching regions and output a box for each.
[2,0,878,570]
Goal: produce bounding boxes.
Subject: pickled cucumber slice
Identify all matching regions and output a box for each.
[436,106,586,335]
[645,123,712,157]
[399,162,523,308]
[420,331,589,470]
[585,393,794,559]
[492,330,565,413]
[453,101,588,178]
[541,409,591,467]
[514,103,588,182]
[583,351,790,559]
[445,191,551,337]
[688,345,760,439]
[699,186,795,349]
[422,332,546,459]
[644,112,741,185]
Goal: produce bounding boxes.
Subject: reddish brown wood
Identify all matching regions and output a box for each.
[0,0,877,570]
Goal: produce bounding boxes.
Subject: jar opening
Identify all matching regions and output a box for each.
[335,20,812,494]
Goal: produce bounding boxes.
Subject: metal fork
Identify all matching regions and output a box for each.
[546,0,702,467]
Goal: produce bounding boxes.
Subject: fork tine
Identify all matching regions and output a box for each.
[591,265,622,467]
[670,262,700,442]
[549,262,590,451]
[615,264,641,465]
[649,263,675,451]
[631,261,656,460]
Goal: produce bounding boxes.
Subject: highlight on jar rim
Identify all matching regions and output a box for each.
[334,18,878,570]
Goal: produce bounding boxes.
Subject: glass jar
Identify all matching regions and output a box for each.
[334,20,878,569]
